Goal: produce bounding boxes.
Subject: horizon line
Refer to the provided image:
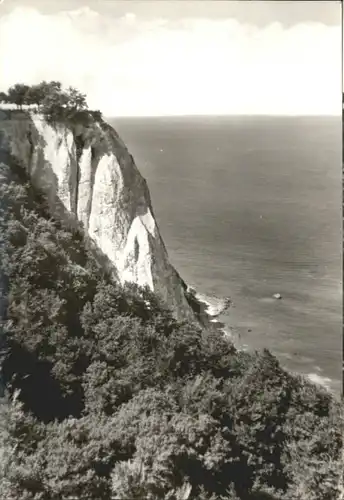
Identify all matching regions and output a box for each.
[106,113,341,119]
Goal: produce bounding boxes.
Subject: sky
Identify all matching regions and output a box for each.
[0,1,341,116]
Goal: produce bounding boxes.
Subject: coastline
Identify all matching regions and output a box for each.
[185,285,235,338]
[186,285,339,397]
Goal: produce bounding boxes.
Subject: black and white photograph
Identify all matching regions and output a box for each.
[0,1,342,499]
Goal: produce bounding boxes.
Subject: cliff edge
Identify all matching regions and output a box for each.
[0,109,196,321]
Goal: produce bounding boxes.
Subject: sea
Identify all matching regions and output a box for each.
[111,115,342,395]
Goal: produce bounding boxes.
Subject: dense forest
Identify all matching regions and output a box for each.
[0,90,342,499]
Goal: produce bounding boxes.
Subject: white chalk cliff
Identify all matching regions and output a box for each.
[1,111,196,320]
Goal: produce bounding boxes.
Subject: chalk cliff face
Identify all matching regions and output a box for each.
[0,111,195,321]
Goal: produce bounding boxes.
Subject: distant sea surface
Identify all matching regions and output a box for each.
[112,116,342,394]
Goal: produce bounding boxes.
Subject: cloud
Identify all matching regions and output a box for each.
[0,6,340,116]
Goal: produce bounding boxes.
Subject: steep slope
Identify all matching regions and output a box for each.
[0,109,341,500]
[0,110,196,321]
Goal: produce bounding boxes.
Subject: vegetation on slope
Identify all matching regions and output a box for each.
[0,129,342,500]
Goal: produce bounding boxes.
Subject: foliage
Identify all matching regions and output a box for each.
[89,109,103,121]
[0,80,102,123]
[0,143,341,500]
[6,83,30,109]
[0,91,8,103]
[25,81,62,106]
[65,86,87,110]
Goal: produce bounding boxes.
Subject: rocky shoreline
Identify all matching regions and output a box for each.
[185,285,234,337]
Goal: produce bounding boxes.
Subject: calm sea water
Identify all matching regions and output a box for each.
[112,116,342,394]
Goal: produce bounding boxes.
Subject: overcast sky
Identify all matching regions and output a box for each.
[0,1,341,116]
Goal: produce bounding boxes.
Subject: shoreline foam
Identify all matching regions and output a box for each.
[306,373,334,392]
[185,285,236,340]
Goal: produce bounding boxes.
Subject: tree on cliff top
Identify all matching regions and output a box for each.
[1,81,102,123]
[0,91,8,103]
[40,88,70,121]
[41,86,89,124]
[65,86,88,111]
[3,81,87,110]
[25,81,62,107]
[6,83,30,109]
